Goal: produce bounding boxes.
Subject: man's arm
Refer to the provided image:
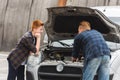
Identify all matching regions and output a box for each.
[72,38,81,62]
[35,35,41,55]
[23,37,37,53]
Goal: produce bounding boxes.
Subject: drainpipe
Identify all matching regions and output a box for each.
[58,0,67,7]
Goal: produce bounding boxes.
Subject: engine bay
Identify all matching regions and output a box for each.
[43,47,84,62]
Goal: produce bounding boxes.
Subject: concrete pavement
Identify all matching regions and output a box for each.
[0,52,9,80]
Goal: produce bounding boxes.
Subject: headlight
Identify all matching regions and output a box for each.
[56,63,64,72]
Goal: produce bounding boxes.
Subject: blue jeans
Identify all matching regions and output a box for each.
[83,55,110,80]
[7,60,25,80]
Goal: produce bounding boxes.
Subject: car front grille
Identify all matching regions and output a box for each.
[38,65,113,80]
[38,65,82,80]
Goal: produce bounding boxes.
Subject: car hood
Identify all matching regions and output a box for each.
[45,6,120,42]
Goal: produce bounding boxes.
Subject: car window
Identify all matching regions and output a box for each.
[108,17,120,26]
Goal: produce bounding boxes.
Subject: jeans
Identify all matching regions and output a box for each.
[7,60,25,80]
[82,55,110,80]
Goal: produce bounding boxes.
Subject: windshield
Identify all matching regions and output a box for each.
[51,39,120,51]
[108,17,120,26]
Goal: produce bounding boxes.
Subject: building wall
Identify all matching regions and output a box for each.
[0,0,59,51]
[0,0,120,51]
[66,0,120,6]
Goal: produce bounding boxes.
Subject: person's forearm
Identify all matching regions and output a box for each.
[36,37,41,53]
[72,39,79,58]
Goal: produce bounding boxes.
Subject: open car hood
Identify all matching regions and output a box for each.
[45,6,120,43]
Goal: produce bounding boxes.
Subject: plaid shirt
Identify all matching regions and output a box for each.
[72,29,110,61]
[7,31,37,69]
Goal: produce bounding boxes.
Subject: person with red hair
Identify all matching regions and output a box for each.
[7,20,44,80]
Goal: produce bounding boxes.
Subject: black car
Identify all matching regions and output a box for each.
[26,6,120,80]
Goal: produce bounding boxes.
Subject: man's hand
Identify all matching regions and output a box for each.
[29,51,34,55]
[29,51,39,56]
[72,57,77,62]
[35,53,39,57]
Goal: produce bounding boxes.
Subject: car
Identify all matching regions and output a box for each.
[26,6,120,80]
[92,6,120,80]
[92,6,120,26]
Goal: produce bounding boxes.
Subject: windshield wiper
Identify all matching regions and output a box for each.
[57,41,71,47]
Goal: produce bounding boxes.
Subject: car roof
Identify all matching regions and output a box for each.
[92,6,120,17]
